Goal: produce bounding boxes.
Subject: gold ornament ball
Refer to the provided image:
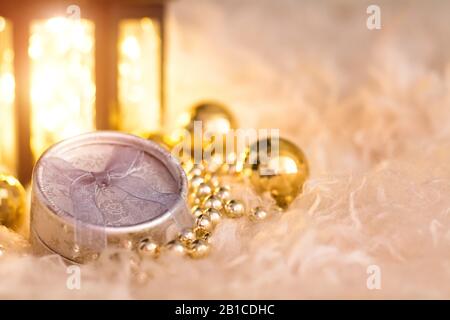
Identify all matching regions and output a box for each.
[245,137,309,209]
[0,173,26,232]
[176,102,238,161]
[181,102,237,138]
[194,227,211,242]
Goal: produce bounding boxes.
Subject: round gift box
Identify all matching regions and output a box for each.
[30,131,192,263]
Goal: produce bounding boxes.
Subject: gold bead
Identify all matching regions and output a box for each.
[188,167,203,179]
[214,186,231,202]
[224,199,245,218]
[189,175,204,189]
[165,240,186,256]
[179,228,196,245]
[202,195,223,211]
[205,208,222,226]
[181,158,194,173]
[0,173,26,233]
[138,238,160,259]
[196,182,213,200]
[188,239,211,259]
[194,227,211,242]
[196,214,213,232]
[191,205,204,218]
[249,206,268,221]
[192,163,205,171]
[245,137,309,210]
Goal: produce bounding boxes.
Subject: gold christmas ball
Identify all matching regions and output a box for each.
[245,137,309,209]
[173,102,238,162]
[181,102,237,137]
[0,173,26,232]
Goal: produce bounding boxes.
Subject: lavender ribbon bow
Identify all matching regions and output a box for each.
[43,147,180,251]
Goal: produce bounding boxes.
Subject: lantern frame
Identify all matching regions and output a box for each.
[0,0,166,183]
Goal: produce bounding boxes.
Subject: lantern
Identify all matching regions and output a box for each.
[0,0,166,183]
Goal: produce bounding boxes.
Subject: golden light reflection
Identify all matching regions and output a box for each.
[29,17,95,159]
[0,17,16,174]
[268,156,298,174]
[118,18,161,136]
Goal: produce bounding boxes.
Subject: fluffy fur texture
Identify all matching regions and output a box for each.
[2,0,450,299]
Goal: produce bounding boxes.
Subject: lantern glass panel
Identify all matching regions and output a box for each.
[0,17,16,174]
[29,17,96,159]
[118,18,161,136]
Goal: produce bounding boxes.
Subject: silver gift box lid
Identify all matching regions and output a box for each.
[30,131,191,263]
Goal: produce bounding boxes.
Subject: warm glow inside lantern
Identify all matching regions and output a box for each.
[0,0,165,183]
[29,17,96,158]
